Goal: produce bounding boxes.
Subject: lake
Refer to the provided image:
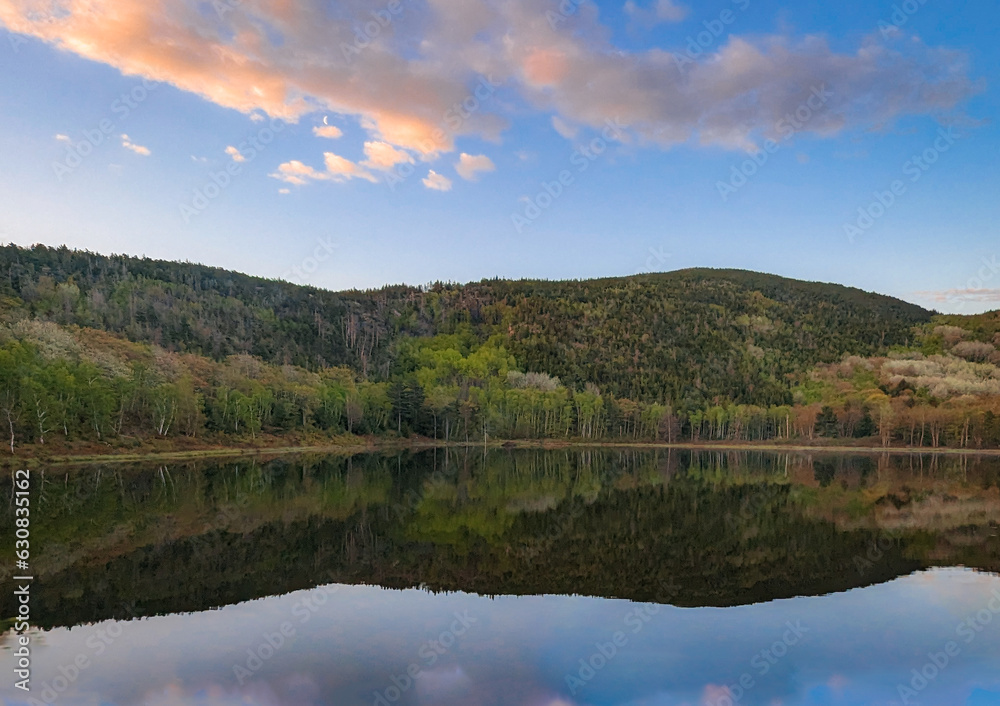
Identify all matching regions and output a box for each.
[2,448,999,705]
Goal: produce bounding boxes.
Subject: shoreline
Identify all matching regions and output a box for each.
[4,437,1000,467]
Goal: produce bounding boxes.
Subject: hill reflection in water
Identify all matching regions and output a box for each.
[2,448,997,628]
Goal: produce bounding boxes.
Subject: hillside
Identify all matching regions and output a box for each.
[1,243,998,453]
[0,244,931,405]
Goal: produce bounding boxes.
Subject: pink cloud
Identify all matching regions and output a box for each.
[313,125,344,139]
[455,153,495,180]
[914,289,1000,303]
[121,134,151,156]
[0,0,978,162]
[423,170,453,191]
[361,141,414,171]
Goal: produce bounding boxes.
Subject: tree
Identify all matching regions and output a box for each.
[854,408,876,438]
[814,406,839,438]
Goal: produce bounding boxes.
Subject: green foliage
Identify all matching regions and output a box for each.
[815,406,840,438]
[0,245,932,409]
[3,245,998,450]
[11,449,998,627]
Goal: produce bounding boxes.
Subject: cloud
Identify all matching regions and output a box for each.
[455,153,495,181]
[0,0,979,161]
[269,160,327,186]
[270,152,376,186]
[914,289,1000,304]
[361,141,414,170]
[422,170,453,191]
[273,142,405,189]
[313,125,344,139]
[224,145,245,162]
[624,0,688,27]
[54,133,70,142]
[121,134,150,156]
[702,684,734,705]
[278,188,290,194]
[551,116,579,140]
[325,152,377,182]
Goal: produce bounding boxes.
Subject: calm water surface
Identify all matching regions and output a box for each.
[2,449,999,705]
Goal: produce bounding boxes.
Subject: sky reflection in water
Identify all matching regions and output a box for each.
[3,568,1000,706]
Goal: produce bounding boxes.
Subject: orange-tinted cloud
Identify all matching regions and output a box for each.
[0,0,978,164]
[270,152,377,186]
[324,152,377,182]
[121,134,151,156]
[914,289,1000,303]
[313,125,344,140]
[361,141,414,171]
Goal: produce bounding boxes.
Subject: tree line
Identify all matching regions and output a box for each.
[2,320,999,452]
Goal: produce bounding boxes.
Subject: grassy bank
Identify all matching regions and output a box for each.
[3,435,1000,467]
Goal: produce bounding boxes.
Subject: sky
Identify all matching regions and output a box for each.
[0,0,997,313]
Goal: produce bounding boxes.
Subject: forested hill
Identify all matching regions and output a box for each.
[0,244,932,407]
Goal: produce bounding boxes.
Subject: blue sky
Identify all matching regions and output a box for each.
[0,0,997,312]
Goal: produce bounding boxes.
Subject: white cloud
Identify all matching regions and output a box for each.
[54,133,70,142]
[121,134,150,156]
[224,145,245,162]
[551,116,579,140]
[455,153,495,181]
[422,170,453,191]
